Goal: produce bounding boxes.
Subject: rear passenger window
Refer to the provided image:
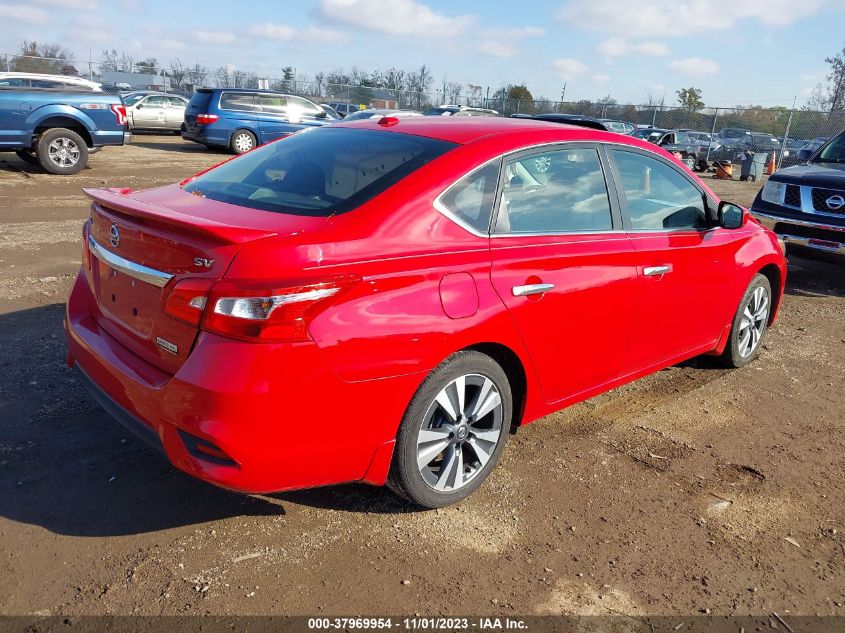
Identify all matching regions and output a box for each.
[610,150,707,230]
[439,161,500,233]
[167,97,186,107]
[259,95,287,114]
[220,92,257,111]
[494,148,613,234]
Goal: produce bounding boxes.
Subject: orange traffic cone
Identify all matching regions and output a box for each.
[766,152,777,175]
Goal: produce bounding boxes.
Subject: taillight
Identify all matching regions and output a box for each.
[164,279,214,326]
[111,104,127,126]
[82,220,92,270]
[195,113,219,125]
[202,277,360,343]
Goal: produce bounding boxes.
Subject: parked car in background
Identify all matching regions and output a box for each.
[319,103,342,120]
[66,117,785,508]
[182,89,329,154]
[629,129,711,170]
[599,119,635,134]
[751,130,845,258]
[780,137,829,168]
[0,72,103,91]
[710,132,789,164]
[424,105,499,117]
[322,102,361,117]
[342,109,422,121]
[685,131,721,151]
[0,87,129,174]
[522,113,608,131]
[632,127,667,142]
[124,93,187,133]
[716,127,752,144]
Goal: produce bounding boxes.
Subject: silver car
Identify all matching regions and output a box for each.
[124,93,188,132]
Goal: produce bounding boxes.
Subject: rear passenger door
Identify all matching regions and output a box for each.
[488,144,639,404]
[607,147,737,373]
[164,96,187,129]
[256,94,291,144]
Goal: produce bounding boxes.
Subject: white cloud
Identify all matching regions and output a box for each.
[474,26,545,58]
[668,57,720,76]
[120,0,142,11]
[559,0,822,37]
[33,0,97,8]
[318,0,474,38]
[193,30,236,45]
[247,23,347,44]
[553,58,588,80]
[0,3,49,24]
[597,37,668,57]
[594,73,611,83]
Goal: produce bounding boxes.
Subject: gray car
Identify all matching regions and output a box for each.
[124,93,188,132]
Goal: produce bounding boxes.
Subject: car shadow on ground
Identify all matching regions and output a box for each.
[1,252,840,536]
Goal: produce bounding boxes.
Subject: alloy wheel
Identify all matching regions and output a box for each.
[738,286,769,357]
[416,373,504,492]
[47,138,80,168]
[234,133,254,153]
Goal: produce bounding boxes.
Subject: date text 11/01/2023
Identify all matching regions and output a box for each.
[307,617,528,630]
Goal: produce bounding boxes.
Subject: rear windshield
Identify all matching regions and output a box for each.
[187,91,213,111]
[182,127,456,216]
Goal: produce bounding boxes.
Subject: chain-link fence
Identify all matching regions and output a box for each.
[4,52,844,167]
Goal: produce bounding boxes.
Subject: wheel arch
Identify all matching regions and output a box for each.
[228,126,258,146]
[462,342,528,432]
[757,262,782,325]
[33,116,94,148]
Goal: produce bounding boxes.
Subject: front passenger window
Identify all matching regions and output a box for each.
[611,150,707,230]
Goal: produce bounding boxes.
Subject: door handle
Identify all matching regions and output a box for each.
[512,283,555,297]
[643,265,672,277]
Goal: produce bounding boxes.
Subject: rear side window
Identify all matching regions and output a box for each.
[439,161,500,233]
[611,149,707,230]
[495,148,613,233]
[183,127,456,217]
[220,92,257,112]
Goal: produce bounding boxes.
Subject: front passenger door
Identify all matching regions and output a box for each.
[608,148,737,373]
[489,145,639,404]
[132,95,167,129]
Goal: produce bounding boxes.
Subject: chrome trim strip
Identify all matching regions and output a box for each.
[781,234,845,254]
[87,235,174,288]
[750,210,845,234]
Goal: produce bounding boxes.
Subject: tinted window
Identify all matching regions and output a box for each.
[31,79,63,89]
[611,150,707,230]
[439,161,500,232]
[183,127,456,217]
[495,148,613,233]
[816,133,845,163]
[220,92,257,111]
[259,95,287,114]
[0,78,25,87]
[287,95,322,116]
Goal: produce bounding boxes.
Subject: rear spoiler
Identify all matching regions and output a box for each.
[83,187,277,245]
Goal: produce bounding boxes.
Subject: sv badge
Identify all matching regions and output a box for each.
[193,257,215,268]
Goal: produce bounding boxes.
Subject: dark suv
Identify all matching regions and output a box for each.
[751,130,845,257]
[182,88,329,154]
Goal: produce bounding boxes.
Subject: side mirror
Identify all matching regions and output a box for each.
[135,103,143,109]
[315,110,327,119]
[797,148,813,162]
[718,201,745,229]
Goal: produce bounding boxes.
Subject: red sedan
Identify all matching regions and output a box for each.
[65,117,786,508]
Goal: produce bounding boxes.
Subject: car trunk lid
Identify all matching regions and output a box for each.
[83,184,323,374]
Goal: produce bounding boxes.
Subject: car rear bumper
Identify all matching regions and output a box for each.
[751,210,845,256]
[65,269,416,493]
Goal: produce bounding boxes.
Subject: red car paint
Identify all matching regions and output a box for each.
[65,117,786,494]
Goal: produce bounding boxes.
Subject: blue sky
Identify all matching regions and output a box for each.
[1,0,844,107]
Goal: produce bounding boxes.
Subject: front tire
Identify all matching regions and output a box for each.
[230,129,257,154]
[36,128,88,175]
[721,274,772,368]
[387,351,512,508]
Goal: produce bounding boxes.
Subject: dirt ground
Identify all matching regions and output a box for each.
[0,135,843,619]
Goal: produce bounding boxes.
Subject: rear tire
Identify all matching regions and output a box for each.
[36,128,88,175]
[721,274,772,368]
[230,129,257,154]
[387,351,512,508]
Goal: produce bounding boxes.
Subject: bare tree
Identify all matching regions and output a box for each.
[12,41,74,74]
[446,81,462,105]
[169,59,188,90]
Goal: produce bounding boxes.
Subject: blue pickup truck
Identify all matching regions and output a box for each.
[0,88,130,174]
